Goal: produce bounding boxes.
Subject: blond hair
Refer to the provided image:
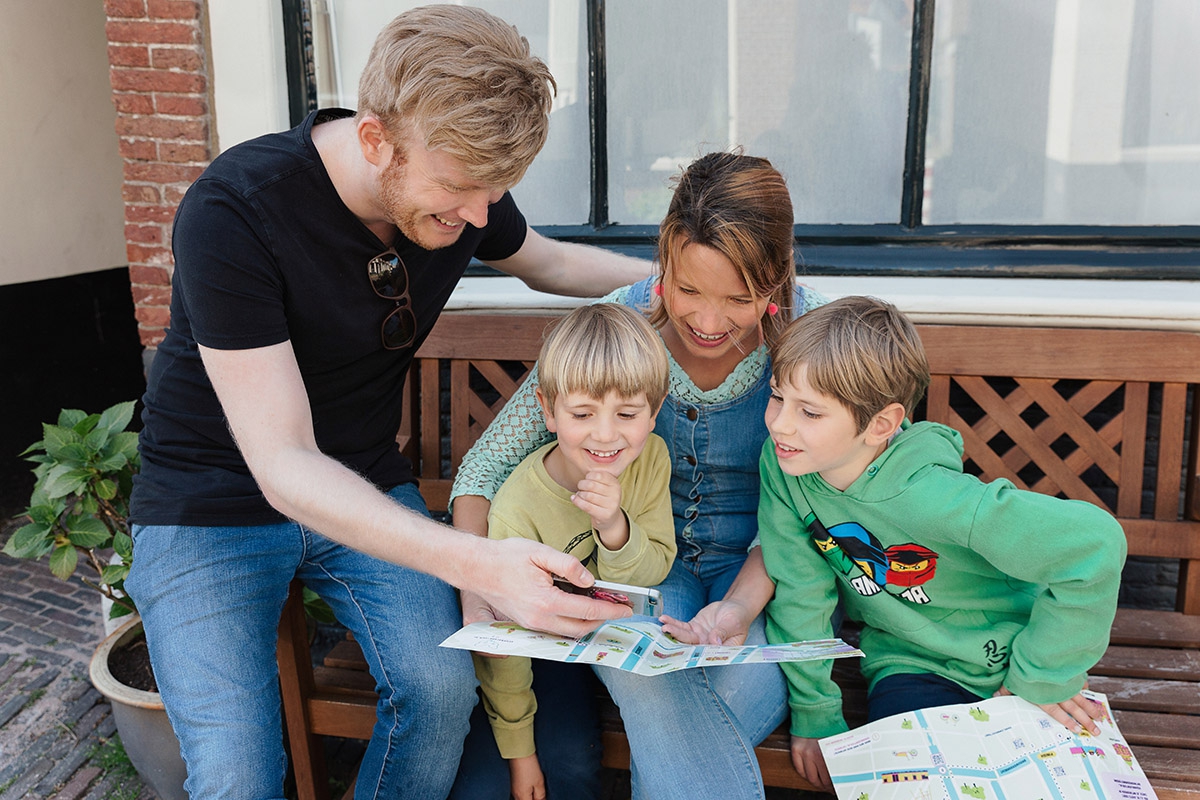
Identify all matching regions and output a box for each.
[358,5,556,187]
[771,296,930,433]
[538,304,670,411]
[648,152,797,347]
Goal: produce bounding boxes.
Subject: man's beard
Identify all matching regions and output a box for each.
[379,156,459,251]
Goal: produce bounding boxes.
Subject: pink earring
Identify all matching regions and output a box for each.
[766,302,779,316]
[653,283,663,297]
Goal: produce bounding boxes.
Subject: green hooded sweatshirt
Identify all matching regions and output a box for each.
[758,421,1126,739]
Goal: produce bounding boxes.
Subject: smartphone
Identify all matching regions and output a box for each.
[554,578,664,617]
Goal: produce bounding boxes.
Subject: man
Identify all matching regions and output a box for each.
[125,6,647,798]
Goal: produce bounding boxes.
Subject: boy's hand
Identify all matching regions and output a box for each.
[660,599,754,645]
[508,753,547,800]
[572,470,628,549]
[994,685,1104,736]
[790,736,833,792]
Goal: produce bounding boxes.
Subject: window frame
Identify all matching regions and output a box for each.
[281,0,1200,279]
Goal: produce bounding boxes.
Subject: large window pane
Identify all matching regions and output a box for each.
[926,0,1200,225]
[310,0,591,224]
[606,0,911,225]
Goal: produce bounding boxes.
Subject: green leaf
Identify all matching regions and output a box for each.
[112,531,133,561]
[2,522,55,559]
[102,562,130,585]
[97,401,136,436]
[41,424,83,460]
[302,588,337,624]
[26,502,62,526]
[40,465,90,499]
[57,409,88,428]
[66,517,111,548]
[73,413,102,436]
[109,602,136,620]
[95,478,118,500]
[93,453,129,473]
[49,544,78,580]
[110,431,140,463]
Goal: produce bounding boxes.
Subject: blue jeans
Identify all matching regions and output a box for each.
[868,672,987,722]
[595,545,789,800]
[127,483,476,800]
[449,659,602,799]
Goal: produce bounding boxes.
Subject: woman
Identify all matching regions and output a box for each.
[452,151,827,800]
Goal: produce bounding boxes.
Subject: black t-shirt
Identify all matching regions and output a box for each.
[131,109,528,525]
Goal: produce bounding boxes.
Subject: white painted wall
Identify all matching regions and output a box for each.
[208,0,290,153]
[0,0,126,287]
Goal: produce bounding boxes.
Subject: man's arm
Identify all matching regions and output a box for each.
[198,340,628,636]
[484,225,650,296]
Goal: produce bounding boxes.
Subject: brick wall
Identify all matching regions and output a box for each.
[105,0,214,350]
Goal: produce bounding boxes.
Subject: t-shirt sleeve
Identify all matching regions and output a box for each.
[171,177,290,351]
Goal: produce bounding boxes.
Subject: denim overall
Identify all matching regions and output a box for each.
[604,278,788,800]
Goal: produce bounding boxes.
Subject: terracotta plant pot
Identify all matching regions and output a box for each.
[90,616,188,800]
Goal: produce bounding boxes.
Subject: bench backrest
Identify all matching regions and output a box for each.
[403,314,1200,614]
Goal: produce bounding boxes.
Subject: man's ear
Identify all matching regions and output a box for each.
[864,402,906,445]
[356,115,390,168]
[534,386,557,433]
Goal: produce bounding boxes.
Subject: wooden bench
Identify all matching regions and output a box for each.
[276,312,1200,799]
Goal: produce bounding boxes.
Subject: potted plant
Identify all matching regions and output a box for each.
[2,401,187,800]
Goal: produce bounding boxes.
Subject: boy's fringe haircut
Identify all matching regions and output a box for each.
[772,296,930,433]
[538,304,669,410]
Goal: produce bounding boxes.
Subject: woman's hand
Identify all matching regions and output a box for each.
[660,598,754,645]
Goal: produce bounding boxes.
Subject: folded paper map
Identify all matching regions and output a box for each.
[440,619,862,675]
[819,691,1157,800]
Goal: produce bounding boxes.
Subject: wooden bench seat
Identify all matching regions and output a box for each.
[277,314,1200,799]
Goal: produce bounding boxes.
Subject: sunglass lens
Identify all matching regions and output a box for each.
[382,306,416,349]
[369,252,408,298]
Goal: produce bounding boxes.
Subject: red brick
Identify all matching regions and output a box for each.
[155,94,208,117]
[126,204,177,224]
[148,0,201,21]
[140,328,167,348]
[105,0,147,18]
[108,44,150,68]
[129,264,171,286]
[135,306,172,328]
[111,92,155,115]
[160,142,209,163]
[110,67,205,94]
[125,223,163,244]
[164,185,190,204]
[115,114,207,141]
[107,20,196,45]
[151,46,203,72]
[126,243,174,265]
[118,138,158,160]
[122,184,162,204]
[124,161,204,183]
[130,284,173,306]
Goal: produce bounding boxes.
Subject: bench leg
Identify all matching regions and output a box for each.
[277,580,331,800]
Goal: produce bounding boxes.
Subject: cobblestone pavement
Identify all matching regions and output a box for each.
[0,518,156,800]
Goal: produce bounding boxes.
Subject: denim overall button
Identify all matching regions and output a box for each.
[686,407,698,421]
[684,455,697,466]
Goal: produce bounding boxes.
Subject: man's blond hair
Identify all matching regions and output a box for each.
[771,296,930,433]
[538,304,669,411]
[358,5,556,187]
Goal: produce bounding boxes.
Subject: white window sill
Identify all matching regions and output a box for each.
[446,276,1200,333]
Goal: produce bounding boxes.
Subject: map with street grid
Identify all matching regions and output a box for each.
[819,691,1156,800]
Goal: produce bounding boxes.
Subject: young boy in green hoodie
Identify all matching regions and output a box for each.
[661,295,1127,791]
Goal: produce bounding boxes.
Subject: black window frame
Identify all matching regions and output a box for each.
[282,0,1200,280]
